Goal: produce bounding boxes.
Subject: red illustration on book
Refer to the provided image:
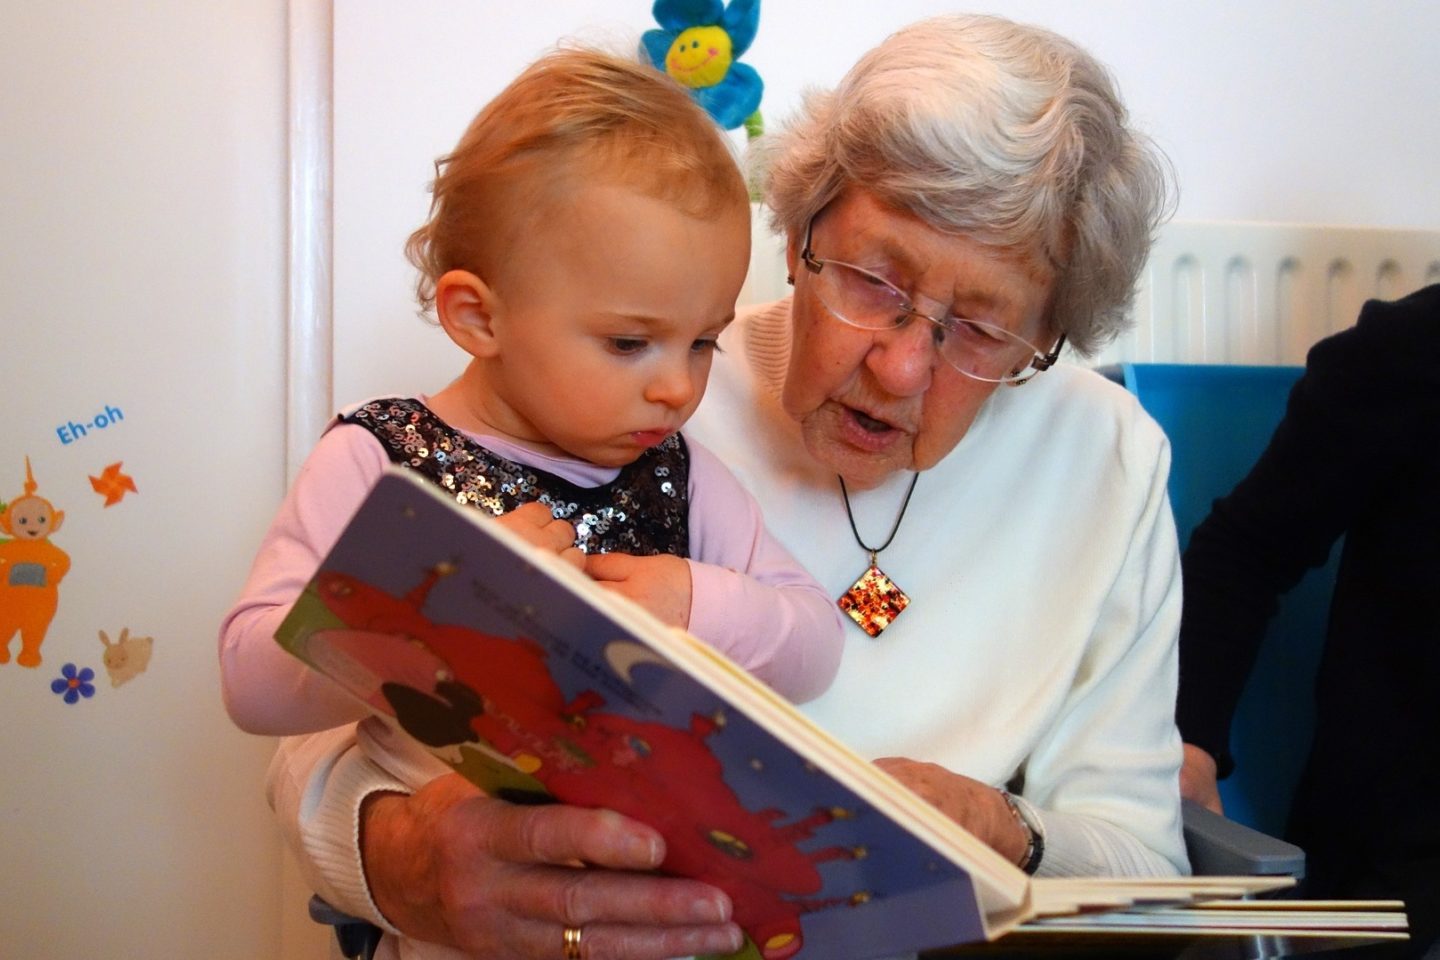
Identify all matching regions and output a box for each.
[301,563,868,960]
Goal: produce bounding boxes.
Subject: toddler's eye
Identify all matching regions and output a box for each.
[691,338,722,354]
[608,337,647,355]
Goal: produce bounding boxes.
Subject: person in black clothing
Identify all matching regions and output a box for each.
[1177,283,1440,959]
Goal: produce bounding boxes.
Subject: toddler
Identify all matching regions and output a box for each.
[220,48,844,734]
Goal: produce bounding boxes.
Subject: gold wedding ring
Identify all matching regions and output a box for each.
[562,925,584,960]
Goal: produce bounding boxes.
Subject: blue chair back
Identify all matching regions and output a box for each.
[1103,363,1339,838]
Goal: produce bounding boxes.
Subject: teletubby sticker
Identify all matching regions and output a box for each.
[99,627,154,687]
[0,457,71,668]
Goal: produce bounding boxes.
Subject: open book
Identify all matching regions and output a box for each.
[277,468,1406,960]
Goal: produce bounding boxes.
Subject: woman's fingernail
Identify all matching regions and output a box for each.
[629,833,663,866]
[718,924,745,952]
[695,894,731,923]
[689,923,743,954]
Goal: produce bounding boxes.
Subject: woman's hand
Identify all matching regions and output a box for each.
[874,757,1031,867]
[1179,743,1224,814]
[362,773,744,960]
[583,553,692,628]
[497,502,585,570]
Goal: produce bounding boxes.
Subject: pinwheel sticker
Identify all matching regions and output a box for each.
[641,0,764,137]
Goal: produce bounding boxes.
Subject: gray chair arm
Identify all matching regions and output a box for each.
[308,894,383,960]
[1182,799,1306,879]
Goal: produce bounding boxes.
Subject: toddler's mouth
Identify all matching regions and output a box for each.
[631,429,673,448]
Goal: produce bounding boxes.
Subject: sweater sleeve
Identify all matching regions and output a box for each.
[1176,292,1432,774]
[265,716,459,934]
[218,424,391,734]
[1022,420,1188,877]
[266,724,410,934]
[683,436,846,704]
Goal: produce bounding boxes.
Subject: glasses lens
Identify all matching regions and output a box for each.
[810,260,909,330]
[808,258,1047,383]
[934,318,1040,383]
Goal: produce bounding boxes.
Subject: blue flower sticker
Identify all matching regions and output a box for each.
[641,0,763,132]
[51,662,96,704]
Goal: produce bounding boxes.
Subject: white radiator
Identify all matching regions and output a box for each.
[1098,221,1440,366]
[739,211,1440,367]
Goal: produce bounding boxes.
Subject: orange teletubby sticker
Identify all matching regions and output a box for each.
[0,457,71,668]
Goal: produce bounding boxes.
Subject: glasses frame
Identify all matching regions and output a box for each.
[794,217,1066,385]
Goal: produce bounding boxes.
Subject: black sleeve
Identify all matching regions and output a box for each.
[1175,285,1440,775]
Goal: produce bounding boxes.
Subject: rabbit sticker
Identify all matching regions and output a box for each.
[100,628,153,687]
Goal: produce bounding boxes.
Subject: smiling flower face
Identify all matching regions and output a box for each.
[641,0,763,130]
[666,26,734,89]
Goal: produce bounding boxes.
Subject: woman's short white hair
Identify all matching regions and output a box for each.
[752,14,1174,355]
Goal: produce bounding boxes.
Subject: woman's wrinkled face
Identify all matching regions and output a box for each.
[781,189,1058,488]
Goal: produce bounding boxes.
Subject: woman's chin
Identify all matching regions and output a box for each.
[801,410,912,487]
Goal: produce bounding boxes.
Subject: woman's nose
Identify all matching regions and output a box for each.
[864,315,937,397]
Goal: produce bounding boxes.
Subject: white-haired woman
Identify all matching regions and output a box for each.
[270,15,1183,960]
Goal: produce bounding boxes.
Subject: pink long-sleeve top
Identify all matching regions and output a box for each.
[219,411,845,735]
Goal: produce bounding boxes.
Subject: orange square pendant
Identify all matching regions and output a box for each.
[838,563,910,637]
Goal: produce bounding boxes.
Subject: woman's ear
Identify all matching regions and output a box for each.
[784,229,801,286]
[435,269,501,358]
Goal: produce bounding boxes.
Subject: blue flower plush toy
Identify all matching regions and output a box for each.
[641,0,763,133]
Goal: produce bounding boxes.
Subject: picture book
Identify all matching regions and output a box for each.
[276,468,1405,960]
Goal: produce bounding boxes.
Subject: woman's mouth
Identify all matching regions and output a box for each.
[836,404,906,452]
[851,408,894,433]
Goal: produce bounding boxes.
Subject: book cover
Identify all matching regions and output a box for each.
[277,468,1009,960]
[278,469,1402,959]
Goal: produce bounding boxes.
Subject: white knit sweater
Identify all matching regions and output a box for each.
[685,300,1188,878]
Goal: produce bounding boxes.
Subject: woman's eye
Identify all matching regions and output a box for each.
[608,337,647,355]
[951,320,1005,348]
[836,264,905,310]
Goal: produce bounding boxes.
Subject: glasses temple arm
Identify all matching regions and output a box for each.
[1032,333,1067,371]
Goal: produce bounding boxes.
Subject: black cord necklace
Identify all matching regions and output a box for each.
[836,472,919,637]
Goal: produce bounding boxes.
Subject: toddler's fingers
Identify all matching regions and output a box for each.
[497,503,577,554]
[583,552,632,581]
[507,501,557,527]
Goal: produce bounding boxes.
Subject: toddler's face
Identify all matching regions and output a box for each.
[477,182,750,467]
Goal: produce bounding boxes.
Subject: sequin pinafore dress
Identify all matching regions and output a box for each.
[341,398,690,558]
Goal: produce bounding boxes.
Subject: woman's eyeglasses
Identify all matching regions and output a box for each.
[795,219,1065,385]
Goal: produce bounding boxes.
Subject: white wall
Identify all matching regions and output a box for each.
[0,2,320,958]
[331,0,1439,406]
[756,0,1440,229]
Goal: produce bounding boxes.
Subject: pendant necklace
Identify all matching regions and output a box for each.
[836,472,919,637]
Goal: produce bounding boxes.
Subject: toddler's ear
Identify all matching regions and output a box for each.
[435,270,501,358]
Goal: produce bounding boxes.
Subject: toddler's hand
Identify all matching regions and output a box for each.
[497,502,584,570]
[584,553,692,629]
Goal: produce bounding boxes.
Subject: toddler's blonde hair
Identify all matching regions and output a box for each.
[406,47,748,312]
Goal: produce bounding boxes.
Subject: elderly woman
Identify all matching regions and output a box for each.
[271,14,1181,960]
